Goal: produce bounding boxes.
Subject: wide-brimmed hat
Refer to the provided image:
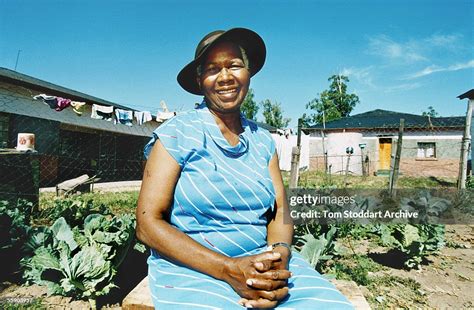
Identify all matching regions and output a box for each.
[177,28,266,95]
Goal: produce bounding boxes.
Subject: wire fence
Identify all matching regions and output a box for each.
[307,116,467,181]
[0,81,157,205]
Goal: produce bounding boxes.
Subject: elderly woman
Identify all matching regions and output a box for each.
[136,28,353,309]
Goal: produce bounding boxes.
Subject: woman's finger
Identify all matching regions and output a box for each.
[259,269,292,280]
[257,287,289,301]
[244,298,278,309]
[253,259,275,272]
[252,252,281,271]
[246,278,286,290]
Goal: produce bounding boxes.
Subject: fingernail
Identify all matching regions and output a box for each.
[255,262,263,269]
[246,279,253,285]
[290,272,293,277]
[273,252,281,257]
[245,303,253,308]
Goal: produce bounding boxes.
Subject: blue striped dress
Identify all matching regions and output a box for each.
[144,102,353,309]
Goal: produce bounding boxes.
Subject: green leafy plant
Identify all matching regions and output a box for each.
[0,199,35,279]
[372,224,445,269]
[294,226,337,271]
[38,196,110,227]
[22,213,136,309]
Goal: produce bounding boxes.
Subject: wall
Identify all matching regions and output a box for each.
[308,129,462,178]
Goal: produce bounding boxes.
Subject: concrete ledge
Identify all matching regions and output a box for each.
[122,276,371,309]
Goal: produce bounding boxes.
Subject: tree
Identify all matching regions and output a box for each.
[240,88,259,120]
[261,99,291,128]
[422,106,439,117]
[304,75,360,126]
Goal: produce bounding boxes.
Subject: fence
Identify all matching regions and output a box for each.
[0,80,157,205]
[306,115,467,181]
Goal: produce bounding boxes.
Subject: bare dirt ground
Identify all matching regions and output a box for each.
[361,225,474,309]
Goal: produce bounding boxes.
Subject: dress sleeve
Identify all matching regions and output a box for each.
[262,130,276,165]
[144,117,184,167]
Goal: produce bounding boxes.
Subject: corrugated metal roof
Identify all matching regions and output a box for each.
[307,109,465,131]
[0,73,158,137]
[0,67,139,111]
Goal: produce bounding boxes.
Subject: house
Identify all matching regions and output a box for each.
[305,109,465,178]
[0,67,159,188]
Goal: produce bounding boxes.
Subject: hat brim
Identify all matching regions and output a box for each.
[177,28,266,95]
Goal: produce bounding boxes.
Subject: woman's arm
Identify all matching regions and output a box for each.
[266,152,294,257]
[136,140,289,303]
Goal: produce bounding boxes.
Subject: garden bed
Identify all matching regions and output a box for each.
[1,176,473,309]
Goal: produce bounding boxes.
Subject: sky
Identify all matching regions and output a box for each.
[1,0,473,129]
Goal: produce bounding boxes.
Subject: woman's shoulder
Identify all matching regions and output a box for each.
[157,108,201,130]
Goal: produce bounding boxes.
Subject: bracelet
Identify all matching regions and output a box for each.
[267,242,292,257]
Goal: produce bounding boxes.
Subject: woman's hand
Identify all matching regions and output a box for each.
[222,252,291,305]
[237,249,292,308]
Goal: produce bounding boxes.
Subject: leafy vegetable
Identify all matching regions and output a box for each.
[295,226,337,270]
[0,199,35,279]
[372,224,445,269]
[22,213,136,308]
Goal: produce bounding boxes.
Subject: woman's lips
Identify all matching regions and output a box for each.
[216,88,238,99]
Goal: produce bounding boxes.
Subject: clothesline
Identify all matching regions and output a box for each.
[32,94,176,126]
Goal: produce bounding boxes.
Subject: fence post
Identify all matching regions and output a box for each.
[289,118,302,188]
[321,130,328,174]
[458,98,473,190]
[389,119,404,197]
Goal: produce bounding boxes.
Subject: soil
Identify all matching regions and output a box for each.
[361,224,474,309]
[1,225,472,309]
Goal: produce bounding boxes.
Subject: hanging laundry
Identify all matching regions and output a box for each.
[91,104,114,121]
[135,111,152,125]
[33,94,57,109]
[55,97,71,111]
[70,101,86,115]
[156,111,176,122]
[115,109,133,126]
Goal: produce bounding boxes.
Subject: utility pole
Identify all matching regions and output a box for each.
[457,89,474,190]
[289,118,302,188]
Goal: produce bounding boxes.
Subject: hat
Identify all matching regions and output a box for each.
[177,28,266,95]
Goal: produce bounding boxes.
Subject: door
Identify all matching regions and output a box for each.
[379,138,392,170]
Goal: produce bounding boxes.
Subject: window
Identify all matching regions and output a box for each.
[417,142,436,158]
[0,113,9,148]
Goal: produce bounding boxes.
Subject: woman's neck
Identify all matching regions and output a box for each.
[207,105,243,135]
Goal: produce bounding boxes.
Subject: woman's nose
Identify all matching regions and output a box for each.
[217,67,233,82]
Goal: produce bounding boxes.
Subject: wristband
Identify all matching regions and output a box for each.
[267,242,292,257]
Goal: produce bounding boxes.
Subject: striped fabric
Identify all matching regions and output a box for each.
[144,102,353,309]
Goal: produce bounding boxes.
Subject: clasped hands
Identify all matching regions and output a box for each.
[223,250,291,308]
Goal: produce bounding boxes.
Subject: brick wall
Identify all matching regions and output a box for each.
[400,158,459,178]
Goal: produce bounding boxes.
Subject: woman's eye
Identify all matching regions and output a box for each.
[205,67,218,74]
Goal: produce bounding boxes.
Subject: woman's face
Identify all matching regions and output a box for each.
[198,41,250,114]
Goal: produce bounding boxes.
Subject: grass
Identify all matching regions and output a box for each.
[283,170,457,189]
[39,191,139,215]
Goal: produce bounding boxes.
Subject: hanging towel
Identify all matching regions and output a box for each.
[33,94,57,109]
[135,111,152,125]
[91,104,114,121]
[55,97,71,111]
[156,111,176,122]
[115,109,133,126]
[70,101,86,115]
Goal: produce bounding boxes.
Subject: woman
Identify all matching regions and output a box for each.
[136,28,353,309]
